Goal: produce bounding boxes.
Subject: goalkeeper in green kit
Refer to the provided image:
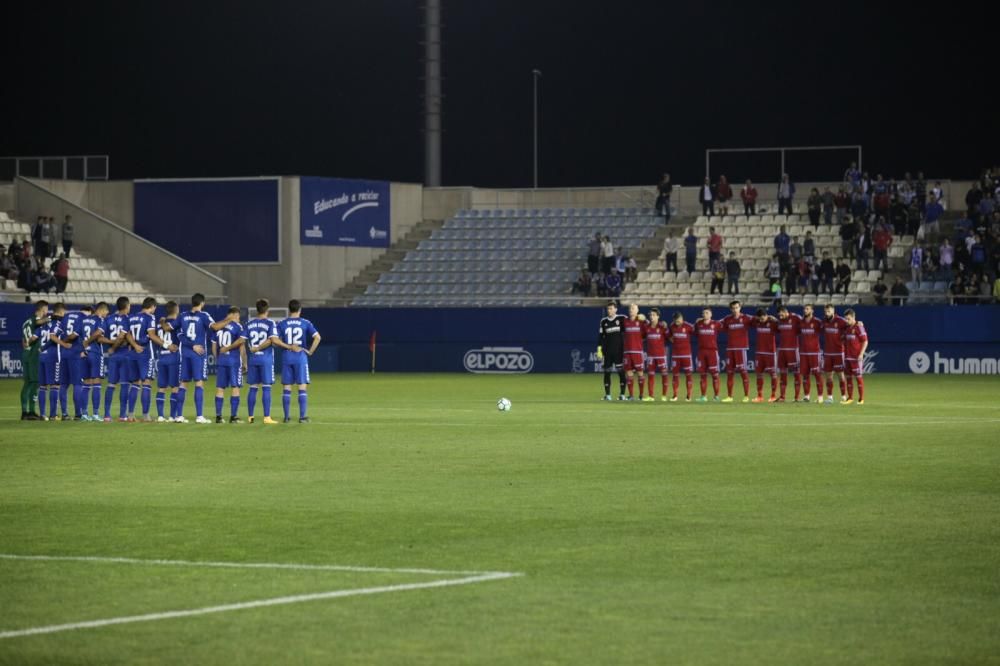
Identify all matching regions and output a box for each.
[20,300,48,420]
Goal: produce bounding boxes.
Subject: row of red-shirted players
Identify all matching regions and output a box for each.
[616,300,869,404]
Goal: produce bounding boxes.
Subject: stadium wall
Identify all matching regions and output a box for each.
[3,305,998,377]
[0,183,15,211]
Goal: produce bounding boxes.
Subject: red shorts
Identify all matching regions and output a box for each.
[845,357,863,377]
[671,355,693,373]
[697,350,720,374]
[755,351,777,373]
[726,349,748,371]
[823,352,845,373]
[646,356,668,374]
[800,353,822,374]
[623,352,644,372]
[777,349,799,372]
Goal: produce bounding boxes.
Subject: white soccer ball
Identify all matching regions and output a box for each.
[497,397,512,412]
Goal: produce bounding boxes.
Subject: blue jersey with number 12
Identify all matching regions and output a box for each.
[277,317,318,366]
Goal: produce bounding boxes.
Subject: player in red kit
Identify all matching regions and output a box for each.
[720,300,753,402]
[775,305,802,401]
[751,308,779,403]
[841,309,868,404]
[667,312,694,401]
[622,303,646,401]
[798,304,825,402]
[642,308,669,401]
[694,308,722,402]
[822,304,849,404]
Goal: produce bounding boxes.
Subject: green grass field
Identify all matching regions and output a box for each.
[1,373,999,665]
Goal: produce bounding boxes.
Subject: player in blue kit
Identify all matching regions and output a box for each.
[80,302,111,421]
[59,305,90,420]
[124,297,170,422]
[244,299,280,424]
[274,300,321,423]
[32,303,70,421]
[155,301,182,423]
[213,306,247,424]
[174,293,233,424]
[103,297,133,422]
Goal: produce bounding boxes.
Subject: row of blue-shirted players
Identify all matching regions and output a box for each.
[31,294,321,423]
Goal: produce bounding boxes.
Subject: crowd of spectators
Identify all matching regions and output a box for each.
[0,214,74,294]
[575,231,637,297]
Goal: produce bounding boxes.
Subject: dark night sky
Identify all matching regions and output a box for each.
[3,1,996,187]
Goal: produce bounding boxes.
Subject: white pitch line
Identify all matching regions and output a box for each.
[0,572,520,640]
[0,553,510,577]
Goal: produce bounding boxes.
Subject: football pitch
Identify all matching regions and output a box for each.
[1,373,998,664]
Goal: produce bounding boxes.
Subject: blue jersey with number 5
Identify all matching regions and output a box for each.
[277,317,317,366]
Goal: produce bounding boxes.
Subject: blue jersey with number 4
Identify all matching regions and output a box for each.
[277,317,318,366]
[178,310,216,354]
[245,318,278,366]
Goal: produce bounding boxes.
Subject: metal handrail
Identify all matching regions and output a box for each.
[1,155,110,181]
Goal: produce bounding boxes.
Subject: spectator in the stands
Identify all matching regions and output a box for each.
[819,252,836,295]
[709,256,725,295]
[572,269,592,296]
[948,276,964,305]
[970,234,987,275]
[684,227,698,274]
[844,162,861,187]
[600,235,615,275]
[655,173,673,221]
[856,224,872,271]
[924,194,944,238]
[803,230,816,260]
[978,192,995,221]
[938,238,955,278]
[32,265,55,293]
[891,276,909,305]
[725,251,741,295]
[707,227,723,266]
[850,186,868,223]
[978,274,992,304]
[766,254,782,288]
[595,272,607,297]
[907,201,922,237]
[872,276,888,305]
[809,258,821,296]
[53,254,70,293]
[716,175,732,216]
[614,246,627,276]
[835,257,852,295]
[773,225,791,266]
[777,173,795,217]
[794,256,810,294]
[834,186,850,226]
[789,236,803,264]
[930,181,943,207]
[604,268,622,298]
[45,217,57,258]
[822,186,835,226]
[31,217,44,258]
[872,175,891,223]
[807,188,822,228]
[740,180,758,217]
[699,177,715,217]
[587,233,601,275]
[622,250,638,283]
[909,242,924,286]
[993,274,1000,304]
[889,196,908,237]
[873,222,893,272]
[966,183,984,221]
[0,250,17,283]
[899,180,915,207]
[860,172,872,206]
[840,217,857,260]
[664,231,679,274]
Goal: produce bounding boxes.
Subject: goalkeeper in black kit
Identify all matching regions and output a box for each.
[597,301,627,401]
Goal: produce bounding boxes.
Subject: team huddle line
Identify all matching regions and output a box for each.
[20,295,321,424]
[596,300,869,404]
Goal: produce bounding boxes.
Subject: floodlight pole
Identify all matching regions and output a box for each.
[424,0,443,187]
[532,69,542,189]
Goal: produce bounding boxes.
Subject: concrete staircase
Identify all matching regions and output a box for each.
[331,218,445,303]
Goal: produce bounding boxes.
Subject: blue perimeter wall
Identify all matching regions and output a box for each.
[2,305,999,377]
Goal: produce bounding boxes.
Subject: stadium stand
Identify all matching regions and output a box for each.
[352,207,664,307]
[623,213,908,306]
[0,212,164,303]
